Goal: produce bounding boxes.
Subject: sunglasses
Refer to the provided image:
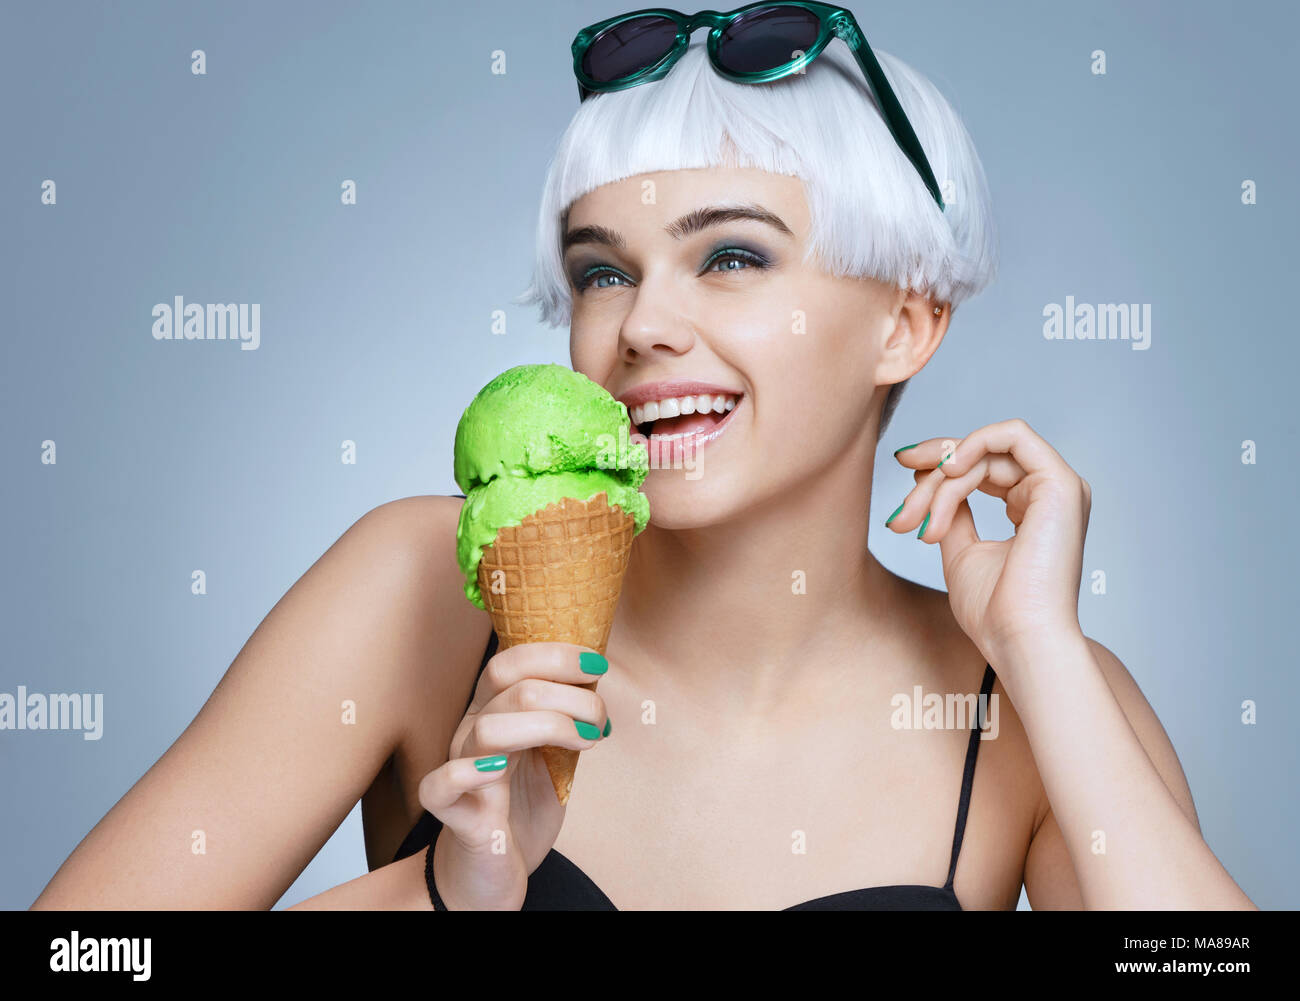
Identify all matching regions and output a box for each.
[572,2,945,211]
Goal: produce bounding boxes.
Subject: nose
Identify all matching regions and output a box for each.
[616,281,696,363]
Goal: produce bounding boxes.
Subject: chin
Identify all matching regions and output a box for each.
[638,469,750,529]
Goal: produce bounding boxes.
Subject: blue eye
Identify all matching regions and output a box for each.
[573,247,770,294]
[575,267,632,292]
[703,248,769,274]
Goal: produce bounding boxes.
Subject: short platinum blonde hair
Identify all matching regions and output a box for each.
[514,39,998,437]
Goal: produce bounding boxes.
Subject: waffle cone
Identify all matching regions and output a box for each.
[476,492,636,805]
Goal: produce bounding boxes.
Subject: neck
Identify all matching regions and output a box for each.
[612,440,904,711]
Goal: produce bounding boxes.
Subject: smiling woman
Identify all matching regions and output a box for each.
[381,17,1246,912]
[27,4,1258,919]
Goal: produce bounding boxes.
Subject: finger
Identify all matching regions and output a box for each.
[883,454,1019,534]
[470,641,609,712]
[1004,475,1036,527]
[917,458,989,544]
[479,677,609,734]
[880,468,940,535]
[460,709,606,761]
[911,420,1063,482]
[418,754,514,834]
[891,437,963,471]
[895,434,1028,481]
[937,497,981,578]
[936,498,982,593]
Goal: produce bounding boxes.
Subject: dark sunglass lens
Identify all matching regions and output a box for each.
[583,16,680,83]
[716,5,821,74]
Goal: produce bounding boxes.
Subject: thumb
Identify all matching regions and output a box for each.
[938,496,980,576]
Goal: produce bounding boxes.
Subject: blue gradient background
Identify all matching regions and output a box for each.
[2,0,1295,910]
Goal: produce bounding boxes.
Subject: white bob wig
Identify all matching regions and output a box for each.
[514,39,998,438]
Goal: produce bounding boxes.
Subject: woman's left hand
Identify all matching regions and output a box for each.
[885,419,1090,665]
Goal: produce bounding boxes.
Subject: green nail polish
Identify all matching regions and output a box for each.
[893,442,921,456]
[917,511,931,539]
[574,719,602,740]
[885,502,904,526]
[579,652,608,675]
[602,717,611,737]
[475,754,507,771]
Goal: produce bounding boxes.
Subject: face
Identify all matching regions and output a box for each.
[563,165,941,529]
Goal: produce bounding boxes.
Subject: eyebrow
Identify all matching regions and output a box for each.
[561,203,794,256]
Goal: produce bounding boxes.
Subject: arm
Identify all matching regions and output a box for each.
[887,423,1255,910]
[1016,632,1256,910]
[32,495,474,910]
[287,847,433,910]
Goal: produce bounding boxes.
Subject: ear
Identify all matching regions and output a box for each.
[873,288,951,385]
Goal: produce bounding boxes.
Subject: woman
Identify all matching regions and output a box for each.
[33,5,1254,910]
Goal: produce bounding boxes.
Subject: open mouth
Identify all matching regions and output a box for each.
[632,392,742,441]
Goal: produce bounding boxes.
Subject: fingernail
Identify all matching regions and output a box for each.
[893,442,921,456]
[885,502,904,526]
[602,717,612,737]
[475,754,507,771]
[579,652,608,675]
[574,719,603,740]
[917,511,931,539]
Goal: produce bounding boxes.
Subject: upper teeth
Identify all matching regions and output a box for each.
[631,394,738,425]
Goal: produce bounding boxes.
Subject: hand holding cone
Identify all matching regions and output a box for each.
[454,364,650,806]
[475,493,636,805]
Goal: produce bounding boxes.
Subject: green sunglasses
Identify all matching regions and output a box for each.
[572,1,946,212]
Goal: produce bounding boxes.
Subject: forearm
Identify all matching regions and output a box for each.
[287,849,433,911]
[995,630,1255,910]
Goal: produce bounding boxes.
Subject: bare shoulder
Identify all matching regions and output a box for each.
[353,496,494,867]
[362,495,493,759]
[345,493,489,704]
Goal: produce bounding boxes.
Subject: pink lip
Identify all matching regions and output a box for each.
[615,380,744,410]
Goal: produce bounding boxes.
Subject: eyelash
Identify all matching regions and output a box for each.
[573,248,770,293]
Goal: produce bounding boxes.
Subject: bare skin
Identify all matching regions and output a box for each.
[32,165,1243,911]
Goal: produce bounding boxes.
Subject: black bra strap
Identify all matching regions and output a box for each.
[944,664,996,890]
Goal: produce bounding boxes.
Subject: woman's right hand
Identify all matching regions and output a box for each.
[417,641,610,910]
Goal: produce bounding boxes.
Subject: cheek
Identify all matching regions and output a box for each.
[750,298,870,393]
[568,318,614,375]
[751,318,876,452]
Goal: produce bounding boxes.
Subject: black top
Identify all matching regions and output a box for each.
[392,630,998,910]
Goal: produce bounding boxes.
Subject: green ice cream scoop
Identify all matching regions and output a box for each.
[453,364,650,609]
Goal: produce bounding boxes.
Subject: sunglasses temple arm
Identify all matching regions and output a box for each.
[841,29,946,211]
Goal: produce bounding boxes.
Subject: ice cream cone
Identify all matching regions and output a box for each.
[475,491,636,805]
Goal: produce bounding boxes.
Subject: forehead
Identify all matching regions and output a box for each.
[565,166,809,234]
